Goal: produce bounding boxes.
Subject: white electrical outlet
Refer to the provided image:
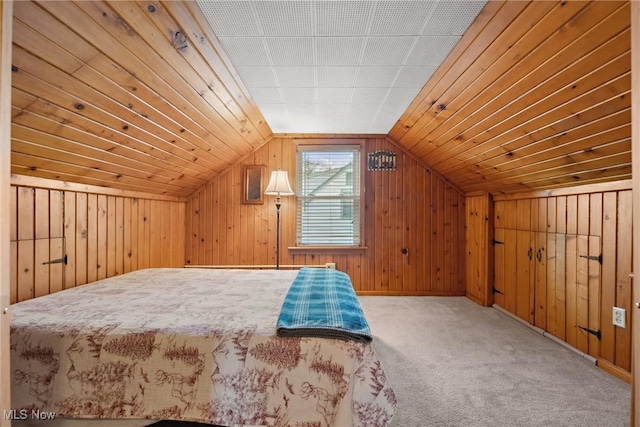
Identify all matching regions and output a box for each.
[326,262,336,270]
[612,307,626,328]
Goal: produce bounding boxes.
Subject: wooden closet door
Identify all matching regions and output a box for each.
[516,230,534,323]
[494,228,518,316]
[534,232,547,330]
[564,234,600,354]
[493,228,506,309]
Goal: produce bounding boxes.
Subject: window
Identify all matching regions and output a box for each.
[296,145,362,246]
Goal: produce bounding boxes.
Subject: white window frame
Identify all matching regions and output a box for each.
[294,142,365,248]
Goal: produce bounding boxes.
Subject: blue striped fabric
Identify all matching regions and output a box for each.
[277,268,372,343]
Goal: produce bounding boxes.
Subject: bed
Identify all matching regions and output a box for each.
[10,268,397,427]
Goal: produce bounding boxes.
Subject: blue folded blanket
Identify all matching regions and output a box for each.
[277,267,372,343]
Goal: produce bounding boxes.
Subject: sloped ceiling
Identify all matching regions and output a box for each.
[9,1,631,196]
[197,0,486,134]
[392,1,631,194]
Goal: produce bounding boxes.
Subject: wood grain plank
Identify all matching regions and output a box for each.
[565,234,578,348]
[123,198,132,273]
[10,186,18,303]
[64,191,76,288]
[600,192,618,363]
[87,193,98,283]
[537,198,547,233]
[546,233,557,337]
[106,196,116,277]
[14,100,211,185]
[587,249,601,358]
[75,192,88,286]
[554,233,566,340]
[516,230,532,322]
[49,237,64,294]
[534,232,547,330]
[34,188,49,297]
[149,200,162,268]
[614,190,632,371]
[115,197,124,275]
[97,194,108,279]
[17,240,34,301]
[503,229,517,315]
[575,234,589,354]
[413,1,592,151]
[432,8,630,171]
[126,1,266,144]
[493,227,505,309]
[162,0,272,139]
[11,45,226,174]
[10,240,17,304]
[451,110,631,183]
[566,195,578,235]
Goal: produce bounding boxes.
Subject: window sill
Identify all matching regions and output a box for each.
[288,246,368,255]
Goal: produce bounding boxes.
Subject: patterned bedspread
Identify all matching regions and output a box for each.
[10,268,396,427]
[277,268,372,343]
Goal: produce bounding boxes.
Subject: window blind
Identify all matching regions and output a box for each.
[296,146,361,246]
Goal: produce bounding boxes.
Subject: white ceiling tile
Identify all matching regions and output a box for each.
[317,67,358,87]
[218,37,270,66]
[253,1,313,36]
[319,104,349,115]
[393,66,437,88]
[315,1,374,36]
[318,88,353,104]
[287,103,318,116]
[351,88,389,105]
[274,67,315,87]
[376,102,412,119]
[361,37,415,65]
[317,114,346,133]
[406,36,461,66]
[259,104,290,132]
[317,37,365,66]
[266,37,314,66]
[287,108,318,132]
[249,87,283,104]
[422,1,487,36]
[354,66,400,87]
[369,1,436,35]
[317,120,345,134]
[196,1,259,36]
[236,67,278,87]
[343,116,374,133]
[282,88,316,104]
[346,104,381,124]
[199,0,486,134]
[385,87,420,105]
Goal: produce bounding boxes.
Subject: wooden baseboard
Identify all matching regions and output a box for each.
[597,358,632,384]
[356,291,466,296]
[466,292,488,306]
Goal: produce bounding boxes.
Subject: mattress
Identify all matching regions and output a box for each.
[10,268,396,427]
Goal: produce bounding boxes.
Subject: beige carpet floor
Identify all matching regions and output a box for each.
[359,296,631,427]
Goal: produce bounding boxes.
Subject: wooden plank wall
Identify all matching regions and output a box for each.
[493,181,633,377]
[631,1,639,421]
[185,136,466,295]
[465,192,493,306]
[8,176,185,303]
[1,1,13,425]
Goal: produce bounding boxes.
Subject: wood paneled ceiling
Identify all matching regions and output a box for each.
[9,1,632,196]
[10,0,270,197]
[391,0,631,194]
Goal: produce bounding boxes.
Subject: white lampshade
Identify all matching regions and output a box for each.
[265,170,294,196]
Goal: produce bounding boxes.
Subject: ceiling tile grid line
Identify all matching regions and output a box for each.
[197,0,487,133]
